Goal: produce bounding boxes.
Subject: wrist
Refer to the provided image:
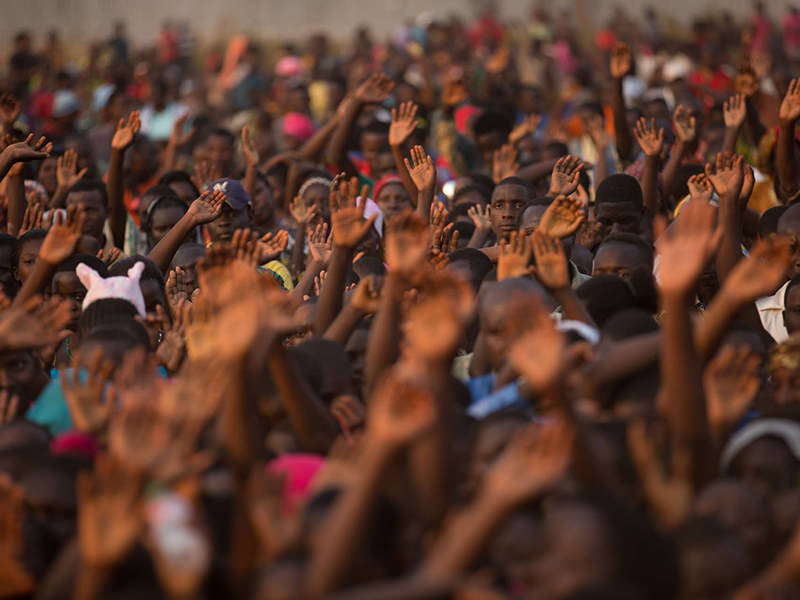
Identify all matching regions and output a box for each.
[660,289,693,307]
[780,119,797,130]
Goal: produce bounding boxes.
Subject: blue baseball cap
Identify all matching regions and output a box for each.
[208,178,251,211]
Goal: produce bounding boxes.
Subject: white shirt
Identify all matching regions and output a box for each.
[756,281,790,343]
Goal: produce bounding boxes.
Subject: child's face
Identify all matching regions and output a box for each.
[149,205,186,245]
[15,238,43,285]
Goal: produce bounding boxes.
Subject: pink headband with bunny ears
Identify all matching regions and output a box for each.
[76,261,146,318]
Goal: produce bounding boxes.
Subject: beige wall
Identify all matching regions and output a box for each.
[0,0,791,54]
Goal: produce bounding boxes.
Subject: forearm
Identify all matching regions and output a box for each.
[267,343,338,454]
[594,145,609,188]
[50,185,69,209]
[715,201,743,285]
[516,158,559,184]
[467,227,491,249]
[290,223,307,277]
[391,145,419,208]
[243,163,257,200]
[13,257,56,306]
[5,172,24,236]
[721,126,740,155]
[308,442,396,598]
[363,274,403,398]
[325,98,360,168]
[745,97,767,143]
[75,564,111,600]
[612,78,633,161]
[106,149,127,248]
[313,246,353,336]
[147,212,197,273]
[324,303,366,345]
[660,142,686,199]
[777,122,799,197]
[640,155,660,215]
[289,259,324,309]
[416,189,434,222]
[552,287,596,327]
[298,115,339,162]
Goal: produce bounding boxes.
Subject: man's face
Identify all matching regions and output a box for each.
[784,284,800,335]
[777,211,800,277]
[592,241,643,281]
[595,201,641,239]
[149,205,186,246]
[51,271,84,331]
[360,132,385,168]
[65,190,107,240]
[0,350,48,408]
[206,203,251,242]
[491,184,528,241]
[477,131,504,169]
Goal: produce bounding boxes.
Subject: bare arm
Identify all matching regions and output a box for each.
[777,79,800,200]
[5,170,24,237]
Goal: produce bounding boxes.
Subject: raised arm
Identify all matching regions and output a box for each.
[777,78,800,201]
[107,111,141,249]
[722,94,746,155]
[610,43,635,162]
[705,153,746,284]
[389,102,421,205]
[405,145,437,219]
[632,118,664,215]
[660,105,695,201]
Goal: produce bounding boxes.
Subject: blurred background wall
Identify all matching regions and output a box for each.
[0,0,790,52]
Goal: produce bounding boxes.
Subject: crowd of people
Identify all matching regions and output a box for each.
[5,0,800,597]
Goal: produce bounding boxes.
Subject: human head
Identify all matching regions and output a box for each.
[592,233,654,282]
[297,176,332,227]
[204,178,252,242]
[140,185,189,249]
[473,110,513,168]
[0,349,48,412]
[577,275,637,328]
[12,230,47,286]
[109,256,166,317]
[65,180,108,242]
[50,254,109,331]
[777,204,800,277]
[783,276,800,336]
[158,170,199,206]
[0,234,17,299]
[359,120,389,173]
[446,248,494,294]
[595,175,644,240]
[249,172,277,230]
[519,196,552,236]
[203,128,235,176]
[374,175,411,222]
[490,177,534,241]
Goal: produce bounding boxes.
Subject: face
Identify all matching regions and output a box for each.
[592,241,643,281]
[777,212,800,277]
[65,190,107,240]
[51,271,85,330]
[784,285,800,335]
[371,152,396,179]
[477,131,504,169]
[168,181,198,205]
[0,245,16,299]
[376,182,411,221]
[149,205,186,246]
[37,157,58,195]
[360,132,385,168]
[206,204,251,242]
[481,291,540,372]
[301,183,330,225]
[519,205,548,237]
[205,134,234,175]
[490,184,528,241]
[770,365,800,406]
[249,178,275,228]
[0,350,48,408]
[733,437,799,499]
[595,201,642,238]
[14,238,43,285]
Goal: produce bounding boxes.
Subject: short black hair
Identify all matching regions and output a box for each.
[52,253,108,277]
[494,176,536,202]
[596,174,643,209]
[600,233,654,268]
[577,274,637,327]
[759,206,788,238]
[109,255,164,285]
[452,183,491,206]
[361,120,390,137]
[12,229,47,270]
[447,248,494,292]
[67,180,109,208]
[141,185,188,232]
[204,127,235,146]
[158,170,200,198]
[473,110,513,138]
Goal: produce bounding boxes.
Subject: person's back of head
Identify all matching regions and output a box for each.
[596,174,644,209]
[577,274,637,327]
[601,308,659,342]
[759,206,787,239]
[447,248,493,293]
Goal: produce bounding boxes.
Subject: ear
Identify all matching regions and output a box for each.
[127,261,145,284]
[76,263,101,290]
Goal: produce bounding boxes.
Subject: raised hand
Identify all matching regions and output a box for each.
[633,117,664,158]
[241,125,260,167]
[56,148,88,190]
[610,42,632,79]
[257,229,289,262]
[385,211,430,275]
[508,295,566,392]
[404,145,436,192]
[1,133,53,164]
[441,71,469,109]
[723,93,747,129]
[498,231,533,280]
[704,345,760,434]
[704,153,745,205]
[548,155,583,196]
[509,114,542,145]
[307,222,333,266]
[350,274,383,314]
[531,229,569,291]
[389,101,418,147]
[686,174,713,203]
[467,204,492,232]
[483,419,573,506]
[722,236,792,303]
[432,222,460,254]
[654,198,721,298]
[170,112,194,148]
[586,113,611,151]
[111,111,141,152]
[672,105,697,144]
[96,246,121,268]
[18,202,43,237]
[0,94,21,126]
[627,420,692,529]
[289,196,320,226]
[77,455,142,567]
[155,302,188,373]
[368,369,437,446]
[61,348,114,435]
[313,270,327,297]
[735,62,759,98]
[0,295,72,350]
[187,188,225,225]
[191,160,220,191]
[538,195,585,239]
[166,266,192,311]
[780,78,800,125]
[39,205,86,265]
[329,177,377,249]
[492,144,519,183]
[354,73,394,105]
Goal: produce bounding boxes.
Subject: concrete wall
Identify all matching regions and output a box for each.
[0,0,791,53]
